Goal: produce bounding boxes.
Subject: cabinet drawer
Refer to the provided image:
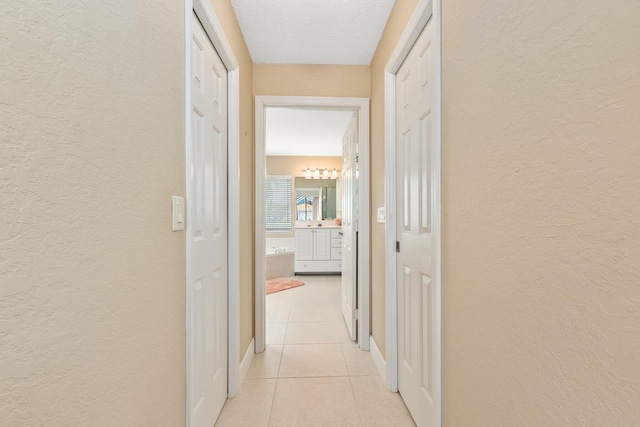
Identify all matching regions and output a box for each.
[330,228,343,238]
[295,260,342,273]
[331,247,342,260]
[331,238,342,248]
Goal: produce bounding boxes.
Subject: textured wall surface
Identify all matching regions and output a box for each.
[369,0,640,425]
[266,156,342,178]
[1,1,186,425]
[209,0,255,361]
[440,1,640,425]
[253,64,370,98]
[369,0,420,357]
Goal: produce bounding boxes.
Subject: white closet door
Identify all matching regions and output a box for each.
[396,17,437,427]
[188,11,228,427]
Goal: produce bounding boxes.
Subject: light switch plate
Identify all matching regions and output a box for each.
[172,196,185,231]
[377,207,386,224]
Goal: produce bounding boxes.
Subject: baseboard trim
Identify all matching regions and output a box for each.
[370,335,387,387]
[238,338,255,389]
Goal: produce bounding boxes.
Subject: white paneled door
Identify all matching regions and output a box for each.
[396,17,437,427]
[341,113,358,341]
[188,12,228,427]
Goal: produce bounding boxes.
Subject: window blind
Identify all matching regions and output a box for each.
[265,176,292,232]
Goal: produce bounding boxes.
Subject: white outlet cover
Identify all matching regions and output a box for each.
[377,207,386,224]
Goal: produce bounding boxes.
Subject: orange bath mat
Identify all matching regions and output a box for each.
[266,278,305,295]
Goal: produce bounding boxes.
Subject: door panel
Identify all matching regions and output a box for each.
[295,229,314,260]
[188,12,228,427]
[341,113,358,341]
[314,229,331,260]
[396,18,437,427]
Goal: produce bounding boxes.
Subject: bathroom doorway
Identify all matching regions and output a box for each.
[255,96,371,355]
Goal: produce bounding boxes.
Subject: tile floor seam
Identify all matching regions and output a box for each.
[276,374,353,380]
[282,321,289,350]
[339,341,352,377]
[275,345,283,379]
[282,316,289,346]
[285,295,292,324]
[267,378,278,427]
[348,376,366,426]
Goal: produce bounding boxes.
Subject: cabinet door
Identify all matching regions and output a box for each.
[314,229,332,261]
[295,230,314,260]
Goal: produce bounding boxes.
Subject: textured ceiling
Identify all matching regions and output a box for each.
[266,108,354,156]
[230,0,396,65]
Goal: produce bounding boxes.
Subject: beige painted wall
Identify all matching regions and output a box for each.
[371,0,640,425]
[1,0,254,424]
[266,156,342,178]
[254,64,370,98]
[440,1,640,424]
[208,0,255,360]
[369,0,420,358]
[1,1,186,424]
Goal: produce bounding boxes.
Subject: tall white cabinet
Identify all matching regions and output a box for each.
[295,228,342,273]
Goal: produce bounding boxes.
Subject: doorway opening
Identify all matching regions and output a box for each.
[255,96,370,355]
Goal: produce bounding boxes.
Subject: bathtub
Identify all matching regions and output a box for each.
[266,247,295,280]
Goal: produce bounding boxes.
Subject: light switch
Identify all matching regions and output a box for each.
[377,207,386,224]
[172,196,185,231]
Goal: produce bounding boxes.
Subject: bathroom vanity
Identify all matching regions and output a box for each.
[294,225,342,274]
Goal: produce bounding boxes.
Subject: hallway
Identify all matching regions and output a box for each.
[215,275,415,426]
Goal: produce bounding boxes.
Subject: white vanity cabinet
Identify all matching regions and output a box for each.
[295,228,342,273]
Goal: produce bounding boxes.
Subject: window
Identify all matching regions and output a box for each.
[296,196,314,221]
[265,176,292,232]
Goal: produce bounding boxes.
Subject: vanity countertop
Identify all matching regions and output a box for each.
[294,222,342,229]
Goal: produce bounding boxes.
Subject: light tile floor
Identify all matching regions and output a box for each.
[215,275,415,427]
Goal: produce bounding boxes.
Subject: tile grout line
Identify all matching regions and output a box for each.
[267,377,278,427]
[339,341,353,377]
[276,374,374,379]
[267,278,289,426]
[348,375,365,427]
[275,344,284,379]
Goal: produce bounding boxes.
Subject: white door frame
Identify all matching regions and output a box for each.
[255,96,370,353]
[184,0,241,420]
[384,0,441,424]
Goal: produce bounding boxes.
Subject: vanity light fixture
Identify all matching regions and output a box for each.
[304,167,341,180]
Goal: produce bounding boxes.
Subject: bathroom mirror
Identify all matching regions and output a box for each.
[294,177,340,220]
